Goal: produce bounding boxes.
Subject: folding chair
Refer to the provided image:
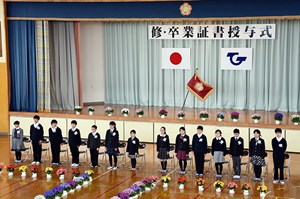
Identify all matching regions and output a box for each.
[98,141,107,163]
[41,139,50,162]
[204,147,212,173]
[167,145,176,169]
[79,140,88,164]
[240,150,249,176]
[116,142,126,166]
[283,153,290,181]
[59,139,69,163]
[136,143,146,167]
[220,149,231,175]
[186,146,194,171]
[23,137,32,162]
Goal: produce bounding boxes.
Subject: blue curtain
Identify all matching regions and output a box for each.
[9,20,37,112]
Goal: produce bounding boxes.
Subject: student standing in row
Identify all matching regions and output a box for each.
[87,125,100,168]
[229,128,244,179]
[105,121,119,170]
[175,127,190,175]
[68,120,82,167]
[126,130,140,171]
[156,127,170,173]
[49,119,63,166]
[30,115,44,165]
[212,129,226,178]
[192,126,207,177]
[11,121,25,163]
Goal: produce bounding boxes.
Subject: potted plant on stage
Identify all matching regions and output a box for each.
[81,173,90,186]
[44,190,55,199]
[199,111,209,121]
[136,108,144,118]
[60,183,71,197]
[85,170,94,181]
[121,108,130,117]
[177,110,185,120]
[74,106,82,115]
[159,109,168,119]
[74,176,84,189]
[56,168,67,180]
[217,112,225,122]
[213,180,224,193]
[130,184,142,197]
[52,186,63,199]
[257,185,267,197]
[274,112,283,124]
[196,177,205,191]
[161,176,171,188]
[45,167,53,179]
[149,176,158,187]
[251,114,261,124]
[19,165,28,178]
[105,107,114,116]
[31,165,38,178]
[87,106,95,115]
[241,183,251,196]
[71,168,80,178]
[291,114,300,125]
[227,182,238,194]
[231,112,239,122]
[67,180,77,193]
[177,176,186,189]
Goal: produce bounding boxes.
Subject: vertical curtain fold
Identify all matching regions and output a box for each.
[74,21,83,107]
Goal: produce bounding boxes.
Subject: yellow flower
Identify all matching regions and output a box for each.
[19,165,28,172]
[85,170,94,176]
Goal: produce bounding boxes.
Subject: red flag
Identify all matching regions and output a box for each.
[187,73,214,101]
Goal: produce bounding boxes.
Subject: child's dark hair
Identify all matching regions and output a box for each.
[33,115,40,120]
[215,129,222,135]
[51,119,58,124]
[14,121,20,125]
[253,129,261,136]
[130,130,136,134]
[109,121,116,129]
[161,126,166,134]
[71,120,77,125]
[233,128,240,134]
[197,126,203,130]
[275,128,282,133]
[92,125,97,129]
[179,127,186,132]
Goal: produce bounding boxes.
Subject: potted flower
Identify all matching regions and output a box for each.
[56,168,67,180]
[132,181,145,194]
[31,165,38,178]
[291,114,300,125]
[60,183,71,197]
[52,186,63,199]
[241,183,251,195]
[130,184,142,197]
[136,108,144,118]
[74,177,84,189]
[67,180,77,193]
[231,112,239,122]
[213,180,224,192]
[142,177,153,191]
[159,109,168,118]
[199,111,209,120]
[6,165,15,176]
[74,106,82,115]
[274,112,283,124]
[149,176,158,187]
[177,111,185,120]
[217,112,225,122]
[105,107,114,116]
[196,177,205,191]
[177,176,186,189]
[81,173,90,186]
[44,190,55,199]
[19,165,28,177]
[118,189,132,199]
[71,168,80,178]
[121,108,130,117]
[87,106,95,115]
[227,182,238,194]
[257,185,267,197]
[251,114,262,123]
[85,170,94,181]
[0,164,3,174]
[161,176,171,188]
[45,167,53,179]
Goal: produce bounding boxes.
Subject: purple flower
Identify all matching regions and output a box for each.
[159,109,168,115]
[67,180,77,189]
[117,192,130,199]
[81,173,90,180]
[130,184,142,193]
[275,113,283,120]
[52,186,63,197]
[60,183,71,191]
[44,190,55,199]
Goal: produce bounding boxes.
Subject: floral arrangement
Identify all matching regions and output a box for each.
[159,109,168,116]
[81,173,90,182]
[67,180,77,190]
[196,177,205,186]
[105,107,114,114]
[74,177,84,186]
[121,108,130,115]
[213,180,224,189]
[130,185,142,196]
[217,112,225,119]
[52,186,63,198]
[71,168,80,177]
[227,182,238,190]
[74,106,82,112]
[44,190,55,199]
[56,168,67,176]
[85,170,94,177]
[251,114,261,120]
[257,185,268,193]
[19,165,28,173]
[118,188,134,199]
[132,181,145,192]
[136,108,144,116]
[291,114,300,123]
[161,176,171,183]
[142,177,153,188]
[31,166,38,174]
[6,165,15,172]
[0,164,3,172]
[177,110,185,118]
[149,176,158,183]
[241,183,251,190]
[60,183,71,193]
[87,106,95,112]
[274,113,283,121]
[231,112,239,120]
[177,176,186,185]
[199,111,209,119]
[45,167,53,174]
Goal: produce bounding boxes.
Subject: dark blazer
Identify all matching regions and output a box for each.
[87,132,101,149]
[211,137,227,156]
[229,137,244,156]
[49,127,63,145]
[272,137,287,159]
[68,128,82,147]
[105,129,119,149]
[156,134,170,152]
[175,134,190,154]
[30,124,44,143]
[126,137,140,155]
[192,133,207,153]
[249,137,266,158]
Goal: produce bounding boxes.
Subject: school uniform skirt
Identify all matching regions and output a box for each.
[158,147,169,160]
[213,151,225,163]
[128,154,138,159]
[176,150,188,160]
[251,155,265,166]
[106,148,119,155]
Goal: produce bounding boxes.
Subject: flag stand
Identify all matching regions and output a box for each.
[181,91,189,110]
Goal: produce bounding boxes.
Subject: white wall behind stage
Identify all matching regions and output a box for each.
[80,22,105,103]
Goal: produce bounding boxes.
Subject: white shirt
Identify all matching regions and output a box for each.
[51,127,57,132]
[92,132,97,136]
[197,133,203,138]
[34,123,39,128]
[276,137,283,142]
[72,128,77,132]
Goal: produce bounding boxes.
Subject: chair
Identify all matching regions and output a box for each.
[41,139,50,162]
[98,141,107,163]
[283,153,290,181]
[220,149,231,175]
[240,150,249,176]
[23,137,32,162]
[59,139,69,163]
[116,142,127,166]
[78,140,88,164]
[136,143,146,167]
[167,145,176,169]
[204,147,212,173]
[186,146,194,171]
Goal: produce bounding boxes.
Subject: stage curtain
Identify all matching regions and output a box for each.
[49,21,79,110]
[74,22,83,107]
[8,20,37,112]
[104,20,300,112]
[35,21,51,112]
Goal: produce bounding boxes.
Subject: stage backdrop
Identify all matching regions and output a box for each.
[104,20,300,112]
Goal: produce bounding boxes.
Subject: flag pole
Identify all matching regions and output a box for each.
[181,67,199,110]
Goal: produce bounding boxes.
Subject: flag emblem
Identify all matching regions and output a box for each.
[162,48,190,69]
[187,73,214,101]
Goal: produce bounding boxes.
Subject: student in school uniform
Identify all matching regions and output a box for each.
[11,121,25,163]
[211,129,226,178]
[105,121,119,170]
[68,120,82,167]
[30,115,44,165]
[156,126,170,173]
[175,127,190,175]
[192,125,207,177]
[49,119,63,166]
[229,128,244,179]
[87,125,101,168]
[249,129,266,182]
[126,130,140,171]
[272,128,287,184]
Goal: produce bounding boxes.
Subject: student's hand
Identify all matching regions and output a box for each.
[39,140,42,145]
[96,148,99,151]
[229,155,232,158]
[114,148,118,151]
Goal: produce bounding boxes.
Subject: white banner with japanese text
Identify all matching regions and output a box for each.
[149,24,275,40]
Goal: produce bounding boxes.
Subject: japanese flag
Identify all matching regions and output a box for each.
[162,48,191,69]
